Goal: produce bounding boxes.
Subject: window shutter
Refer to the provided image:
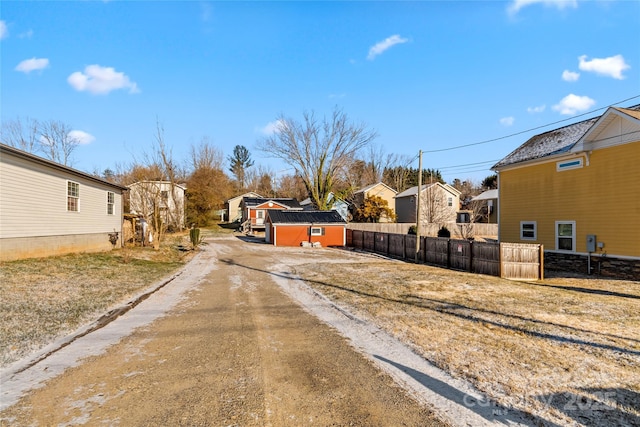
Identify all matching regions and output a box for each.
[321,227,325,236]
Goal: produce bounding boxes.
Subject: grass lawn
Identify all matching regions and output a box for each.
[292,257,640,426]
[0,225,233,368]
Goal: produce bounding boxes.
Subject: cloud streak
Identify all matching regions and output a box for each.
[67,65,140,95]
[15,57,50,73]
[0,20,8,40]
[578,54,630,80]
[367,35,408,60]
[508,0,578,16]
[552,94,595,115]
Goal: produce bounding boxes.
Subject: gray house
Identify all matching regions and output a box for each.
[0,143,127,261]
[395,183,461,224]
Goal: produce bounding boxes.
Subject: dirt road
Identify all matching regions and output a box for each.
[1,238,445,426]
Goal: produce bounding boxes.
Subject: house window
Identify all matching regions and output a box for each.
[556,221,576,251]
[67,181,79,212]
[107,192,115,215]
[520,221,536,240]
[310,227,324,236]
[556,158,583,172]
[447,197,453,207]
[256,210,264,219]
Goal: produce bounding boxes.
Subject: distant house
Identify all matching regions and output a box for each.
[0,143,127,261]
[240,197,302,234]
[469,189,498,224]
[301,193,350,221]
[128,181,186,231]
[395,183,461,224]
[352,182,397,222]
[265,210,347,247]
[225,192,261,223]
[492,104,640,278]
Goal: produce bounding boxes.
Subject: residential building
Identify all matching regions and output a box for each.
[128,181,186,231]
[395,183,461,224]
[0,143,126,261]
[240,197,302,234]
[352,182,397,222]
[492,105,640,278]
[224,192,261,223]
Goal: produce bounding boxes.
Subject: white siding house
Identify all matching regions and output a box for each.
[0,143,127,261]
[128,181,186,231]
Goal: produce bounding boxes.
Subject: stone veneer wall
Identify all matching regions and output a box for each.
[544,252,640,281]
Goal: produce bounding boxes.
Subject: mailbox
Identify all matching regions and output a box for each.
[586,234,597,252]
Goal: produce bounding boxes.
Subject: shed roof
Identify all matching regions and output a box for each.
[395,182,460,198]
[0,143,128,191]
[355,182,397,195]
[471,189,498,201]
[266,210,346,225]
[242,197,301,209]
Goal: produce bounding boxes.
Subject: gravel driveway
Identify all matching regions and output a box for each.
[1,237,467,426]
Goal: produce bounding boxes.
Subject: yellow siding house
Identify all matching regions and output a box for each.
[493,105,640,278]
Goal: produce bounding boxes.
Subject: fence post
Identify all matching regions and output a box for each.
[469,240,473,272]
[446,239,451,269]
[402,234,406,260]
[539,244,544,280]
[386,232,390,257]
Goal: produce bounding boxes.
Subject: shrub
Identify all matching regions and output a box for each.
[437,226,451,238]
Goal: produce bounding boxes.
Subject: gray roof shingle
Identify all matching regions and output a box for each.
[493,104,640,169]
[266,210,346,224]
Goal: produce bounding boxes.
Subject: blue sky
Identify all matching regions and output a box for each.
[2,0,639,184]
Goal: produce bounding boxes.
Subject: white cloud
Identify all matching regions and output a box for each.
[67,65,140,95]
[500,117,515,126]
[68,130,95,145]
[18,29,34,39]
[508,0,578,16]
[15,57,50,73]
[527,104,546,113]
[562,70,580,82]
[260,119,286,135]
[0,20,8,40]
[578,54,630,80]
[367,35,409,60]
[552,94,595,115]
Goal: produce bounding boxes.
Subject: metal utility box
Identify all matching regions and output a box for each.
[586,234,597,252]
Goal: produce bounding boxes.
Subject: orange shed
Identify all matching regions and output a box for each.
[265,210,347,247]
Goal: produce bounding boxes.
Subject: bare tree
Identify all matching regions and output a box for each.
[420,184,457,224]
[39,120,81,166]
[258,108,377,210]
[190,136,224,171]
[0,117,40,153]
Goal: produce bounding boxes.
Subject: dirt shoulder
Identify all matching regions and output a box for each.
[1,238,445,426]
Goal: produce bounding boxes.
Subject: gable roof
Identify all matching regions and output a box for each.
[395,182,461,198]
[1,143,128,191]
[355,182,397,195]
[471,189,498,201]
[493,104,640,170]
[226,192,261,203]
[242,197,301,209]
[266,210,346,225]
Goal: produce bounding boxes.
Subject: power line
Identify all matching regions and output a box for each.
[421,94,640,154]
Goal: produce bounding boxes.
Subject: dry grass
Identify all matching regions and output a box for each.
[0,233,192,368]
[293,257,640,425]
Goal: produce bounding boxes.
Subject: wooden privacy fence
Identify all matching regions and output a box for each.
[346,229,543,280]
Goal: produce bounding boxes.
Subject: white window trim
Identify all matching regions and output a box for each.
[107,191,115,215]
[520,221,537,241]
[310,227,323,236]
[555,220,576,252]
[556,158,583,172]
[67,180,80,212]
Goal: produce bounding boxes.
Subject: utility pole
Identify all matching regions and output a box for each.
[415,150,422,263]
